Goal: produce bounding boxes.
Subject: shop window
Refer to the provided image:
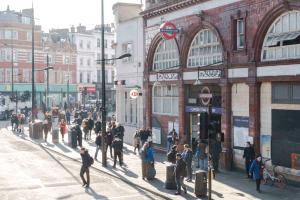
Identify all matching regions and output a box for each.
[187,29,222,68]
[153,39,179,71]
[272,83,300,104]
[262,11,300,61]
[152,85,178,116]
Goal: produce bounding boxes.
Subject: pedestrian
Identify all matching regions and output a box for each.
[82,118,89,141]
[198,140,208,170]
[19,113,26,134]
[94,118,102,135]
[249,154,263,193]
[174,153,187,195]
[66,109,71,125]
[94,133,101,161]
[140,142,148,180]
[167,145,177,164]
[146,128,152,142]
[43,113,51,142]
[92,111,97,121]
[210,137,222,172]
[167,130,173,153]
[172,129,179,145]
[140,129,148,146]
[243,141,255,178]
[106,127,113,158]
[182,144,193,182]
[59,119,67,142]
[80,147,93,188]
[133,129,141,154]
[112,137,123,168]
[76,123,83,147]
[145,142,155,180]
[88,116,94,140]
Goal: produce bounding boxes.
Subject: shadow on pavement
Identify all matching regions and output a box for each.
[55,143,72,153]
[85,187,107,200]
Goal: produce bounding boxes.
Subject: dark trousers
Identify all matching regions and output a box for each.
[175,176,186,194]
[113,151,123,167]
[245,160,252,178]
[134,144,140,153]
[186,162,192,180]
[94,145,100,159]
[256,178,261,191]
[106,144,113,158]
[212,155,220,171]
[66,118,70,125]
[80,166,90,186]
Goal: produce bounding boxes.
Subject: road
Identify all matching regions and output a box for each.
[0,124,164,200]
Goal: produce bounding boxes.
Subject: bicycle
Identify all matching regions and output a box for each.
[262,159,287,189]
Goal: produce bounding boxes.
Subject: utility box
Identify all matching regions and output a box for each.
[194,170,207,197]
[165,164,177,190]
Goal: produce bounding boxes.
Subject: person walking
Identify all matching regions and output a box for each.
[87,116,94,140]
[167,130,174,153]
[167,145,177,164]
[82,118,89,141]
[59,119,67,142]
[133,130,141,154]
[182,144,193,182]
[66,110,71,125]
[174,153,187,195]
[210,137,222,172]
[112,137,123,168]
[80,148,92,188]
[140,142,148,180]
[106,127,113,158]
[198,140,208,170]
[243,141,255,178]
[145,142,155,180]
[43,113,50,142]
[249,154,263,193]
[94,118,102,135]
[94,133,101,161]
[140,129,148,146]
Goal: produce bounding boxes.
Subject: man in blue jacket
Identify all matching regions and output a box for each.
[182,144,193,182]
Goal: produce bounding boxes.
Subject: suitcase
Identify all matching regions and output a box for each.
[147,164,156,180]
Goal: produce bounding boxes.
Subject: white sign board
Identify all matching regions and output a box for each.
[233,116,253,148]
[152,127,161,144]
[157,73,179,81]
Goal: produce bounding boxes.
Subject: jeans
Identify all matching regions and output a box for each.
[80,166,90,186]
[166,141,172,153]
[186,161,192,180]
[199,158,208,171]
[175,176,186,193]
[94,145,100,159]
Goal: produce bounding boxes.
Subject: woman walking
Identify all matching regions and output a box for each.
[59,119,67,142]
[133,129,141,154]
[249,154,263,193]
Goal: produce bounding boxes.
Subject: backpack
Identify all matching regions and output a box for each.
[88,155,94,167]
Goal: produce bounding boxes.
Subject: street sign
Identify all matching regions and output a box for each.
[130,89,139,99]
[199,86,212,106]
[160,22,179,40]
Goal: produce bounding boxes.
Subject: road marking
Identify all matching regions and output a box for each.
[96,193,151,200]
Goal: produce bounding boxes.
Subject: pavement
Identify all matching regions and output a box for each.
[1,120,300,200]
[0,126,164,200]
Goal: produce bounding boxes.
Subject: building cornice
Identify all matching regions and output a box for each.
[141,0,208,19]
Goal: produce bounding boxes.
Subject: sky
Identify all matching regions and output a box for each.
[0,0,143,32]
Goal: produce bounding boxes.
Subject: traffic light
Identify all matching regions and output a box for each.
[198,112,208,140]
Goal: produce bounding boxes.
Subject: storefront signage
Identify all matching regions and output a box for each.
[157,72,179,81]
[129,89,139,99]
[78,86,96,93]
[185,106,222,114]
[160,22,180,40]
[198,70,222,79]
[199,86,212,106]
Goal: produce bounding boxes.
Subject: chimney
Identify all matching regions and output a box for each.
[71,25,75,33]
[77,24,86,33]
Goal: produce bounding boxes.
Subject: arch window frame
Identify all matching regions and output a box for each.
[152,39,180,71]
[187,29,223,68]
[262,11,300,61]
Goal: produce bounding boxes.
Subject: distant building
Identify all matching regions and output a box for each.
[0,6,77,109]
[113,3,144,144]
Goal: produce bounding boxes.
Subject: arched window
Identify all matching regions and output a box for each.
[153,39,180,71]
[187,29,222,68]
[262,11,300,61]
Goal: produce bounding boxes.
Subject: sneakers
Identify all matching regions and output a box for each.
[175,192,181,195]
[183,187,187,194]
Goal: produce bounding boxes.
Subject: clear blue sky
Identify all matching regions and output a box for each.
[0,0,143,32]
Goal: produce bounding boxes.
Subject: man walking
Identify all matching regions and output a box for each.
[112,137,123,168]
[80,148,92,188]
[243,141,255,178]
[174,153,187,195]
[182,144,193,182]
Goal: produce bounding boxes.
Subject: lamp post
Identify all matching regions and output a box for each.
[31,6,35,122]
[36,64,53,112]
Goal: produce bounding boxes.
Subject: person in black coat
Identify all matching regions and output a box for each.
[140,129,148,146]
[167,145,177,164]
[87,117,94,140]
[94,133,102,160]
[80,148,91,188]
[243,141,256,178]
[75,124,83,147]
[112,137,123,168]
[174,153,187,195]
[94,119,102,135]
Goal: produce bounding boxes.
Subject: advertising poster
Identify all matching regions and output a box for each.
[233,116,253,148]
[261,135,271,158]
[152,127,161,145]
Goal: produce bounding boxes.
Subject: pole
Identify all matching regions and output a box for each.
[11,29,14,106]
[31,6,35,122]
[16,91,18,113]
[46,54,49,111]
[101,0,107,167]
[207,99,212,200]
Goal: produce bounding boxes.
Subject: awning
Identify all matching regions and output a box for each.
[264,31,300,47]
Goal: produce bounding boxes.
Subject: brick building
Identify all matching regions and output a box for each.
[142,0,300,182]
[0,6,77,109]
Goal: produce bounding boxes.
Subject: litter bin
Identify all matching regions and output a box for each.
[29,120,43,139]
[165,164,177,190]
[194,170,207,197]
[71,126,78,148]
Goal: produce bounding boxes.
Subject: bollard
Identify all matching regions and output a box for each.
[194,170,207,197]
[165,164,177,190]
[29,121,43,139]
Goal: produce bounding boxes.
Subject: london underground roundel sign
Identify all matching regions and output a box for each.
[130,89,139,99]
[160,22,179,40]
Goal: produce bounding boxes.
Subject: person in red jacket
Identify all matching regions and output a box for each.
[59,119,67,142]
